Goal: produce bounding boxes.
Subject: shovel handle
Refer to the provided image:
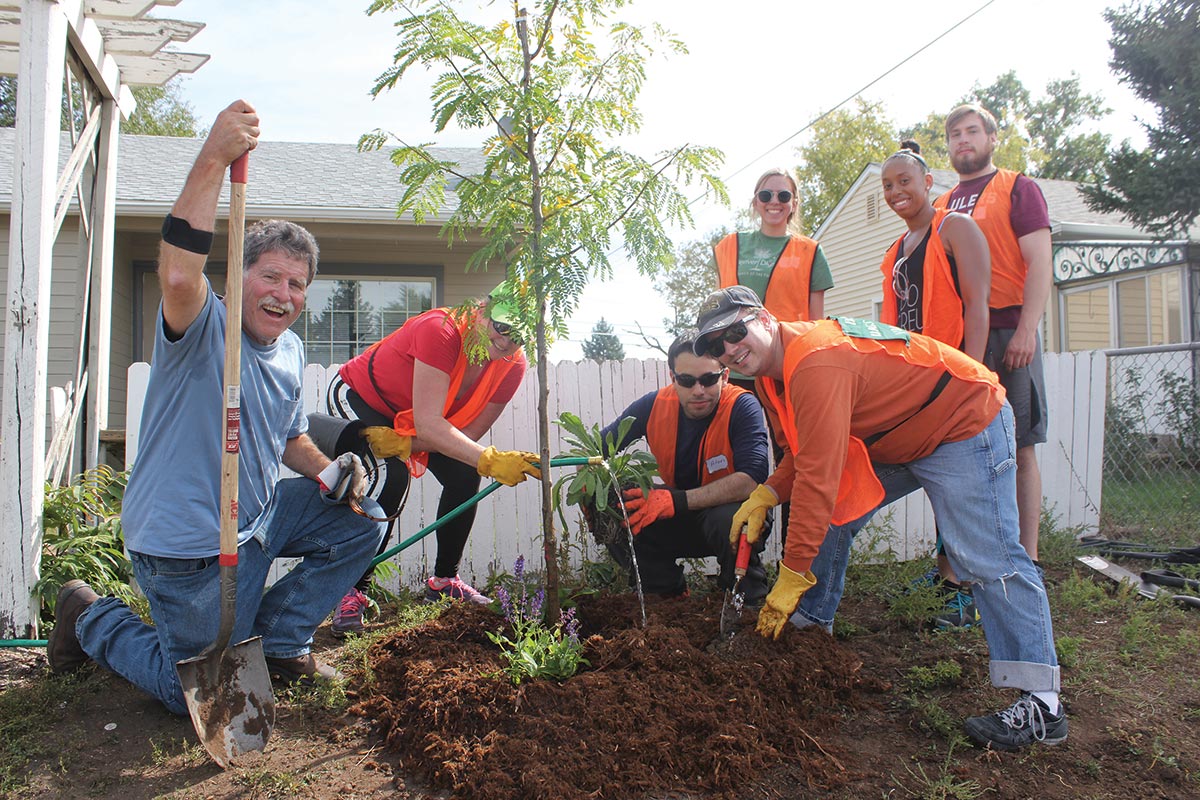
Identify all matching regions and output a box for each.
[216,151,249,650]
[734,532,751,578]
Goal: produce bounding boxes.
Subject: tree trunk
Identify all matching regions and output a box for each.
[515,5,561,622]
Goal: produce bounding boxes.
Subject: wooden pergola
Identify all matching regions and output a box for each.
[0,0,207,638]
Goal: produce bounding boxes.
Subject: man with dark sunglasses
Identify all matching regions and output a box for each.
[594,331,772,602]
[695,285,1065,752]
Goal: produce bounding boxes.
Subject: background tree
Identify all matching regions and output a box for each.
[900,71,1110,181]
[0,77,201,136]
[790,71,1113,234]
[653,226,725,337]
[581,318,625,363]
[794,97,895,234]
[122,82,203,136]
[364,0,725,614]
[1084,0,1200,236]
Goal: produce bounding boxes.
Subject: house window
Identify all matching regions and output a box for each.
[1061,268,1184,351]
[292,277,435,366]
[136,270,438,365]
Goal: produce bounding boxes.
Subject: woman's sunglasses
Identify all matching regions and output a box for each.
[673,370,724,389]
[703,317,754,358]
[756,189,793,204]
[491,318,523,345]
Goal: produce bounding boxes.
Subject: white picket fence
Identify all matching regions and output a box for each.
[124,351,1105,590]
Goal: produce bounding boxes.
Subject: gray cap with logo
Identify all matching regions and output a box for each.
[692,285,764,355]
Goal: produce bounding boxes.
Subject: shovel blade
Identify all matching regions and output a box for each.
[176,635,276,768]
[719,586,746,640]
[1076,555,1164,600]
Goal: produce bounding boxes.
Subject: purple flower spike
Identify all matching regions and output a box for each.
[514,555,525,583]
[495,584,513,622]
[528,588,545,622]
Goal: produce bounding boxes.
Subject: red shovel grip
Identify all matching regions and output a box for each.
[735,533,752,576]
[230,152,249,184]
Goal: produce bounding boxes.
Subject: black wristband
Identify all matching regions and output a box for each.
[161,213,214,255]
[669,489,689,516]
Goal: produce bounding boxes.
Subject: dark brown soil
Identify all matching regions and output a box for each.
[4,558,1200,799]
[357,594,881,800]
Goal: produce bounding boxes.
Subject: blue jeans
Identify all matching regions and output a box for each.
[76,478,385,715]
[793,405,1060,693]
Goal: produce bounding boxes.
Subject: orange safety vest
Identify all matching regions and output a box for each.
[934,168,1026,310]
[645,383,746,488]
[758,320,999,524]
[879,208,964,348]
[359,308,523,477]
[714,232,817,322]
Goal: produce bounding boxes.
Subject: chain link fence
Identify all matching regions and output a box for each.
[1102,342,1200,537]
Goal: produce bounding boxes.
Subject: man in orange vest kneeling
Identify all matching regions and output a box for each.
[694,286,1066,752]
[598,331,773,603]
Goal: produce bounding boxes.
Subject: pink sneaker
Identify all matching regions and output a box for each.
[331,587,370,638]
[425,576,492,605]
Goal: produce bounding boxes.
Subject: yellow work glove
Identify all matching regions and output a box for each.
[756,563,818,640]
[731,484,779,546]
[477,446,542,487]
[362,426,412,460]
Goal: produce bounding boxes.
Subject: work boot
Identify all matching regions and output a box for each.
[964,693,1068,751]
[424,576,491,605]
[47,580,99,673]
[331,587,371,638]
[265,654,342,686]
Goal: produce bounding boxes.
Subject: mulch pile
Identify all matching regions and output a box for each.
[355,593,888,800]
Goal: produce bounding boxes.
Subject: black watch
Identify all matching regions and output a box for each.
[161,213,214,255]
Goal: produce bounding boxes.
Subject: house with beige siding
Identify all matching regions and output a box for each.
[812,163,1198,353]
[0,128,504,466]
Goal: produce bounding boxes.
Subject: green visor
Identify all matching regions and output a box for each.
[488,282,519,325]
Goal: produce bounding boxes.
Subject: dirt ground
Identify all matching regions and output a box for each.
[3,557,1199,799]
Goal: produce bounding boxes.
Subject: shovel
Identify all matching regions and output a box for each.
[176,152,276,768]
[720,533,752,639]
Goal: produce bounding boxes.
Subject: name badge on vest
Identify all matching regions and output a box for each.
[705,454,729,475]
[831,315,911,344]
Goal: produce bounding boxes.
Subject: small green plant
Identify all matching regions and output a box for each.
[487,556,589,685]
[894,757,986,799]
[1055,634,1084,670]
[1158,370,1200,468]
[551,412,657,546]
[36,466,135,622]
[905,660,964,691]
[900,694,967,745]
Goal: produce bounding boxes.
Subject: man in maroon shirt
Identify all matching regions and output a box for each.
[927,103,1052,624]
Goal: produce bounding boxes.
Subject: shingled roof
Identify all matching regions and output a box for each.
[0,127,487,222]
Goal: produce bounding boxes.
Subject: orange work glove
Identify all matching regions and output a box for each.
[622,488,687,535]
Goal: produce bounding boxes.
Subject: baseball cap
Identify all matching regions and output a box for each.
[487,280,519,325]
[693,286,764,354]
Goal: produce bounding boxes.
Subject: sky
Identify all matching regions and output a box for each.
[172,0,1152,361]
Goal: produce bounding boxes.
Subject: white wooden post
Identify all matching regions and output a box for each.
[0,0,68,637]
[85,98,120,471]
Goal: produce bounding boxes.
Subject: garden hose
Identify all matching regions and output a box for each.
[0,456,603,649]
[369,456,601,568]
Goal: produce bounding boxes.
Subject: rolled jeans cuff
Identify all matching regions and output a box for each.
[990,659,1060,693]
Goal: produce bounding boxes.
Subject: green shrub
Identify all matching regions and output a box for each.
[36,466,134,623]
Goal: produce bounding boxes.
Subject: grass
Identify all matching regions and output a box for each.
[1101,468,1200,536]
[0,669,98,794]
